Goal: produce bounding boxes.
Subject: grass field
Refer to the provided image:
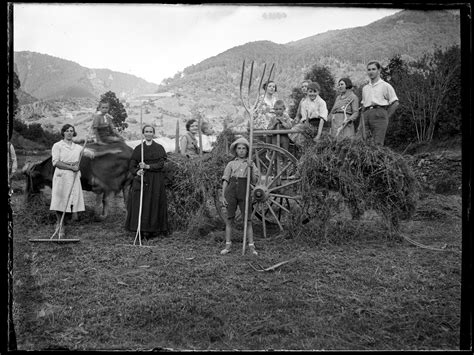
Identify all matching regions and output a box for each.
[9,167,462,351]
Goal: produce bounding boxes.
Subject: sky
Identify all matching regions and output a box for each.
[13,4,401,85]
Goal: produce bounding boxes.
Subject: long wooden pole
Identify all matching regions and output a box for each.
[223,119,229,154]
[198,115,203,156]
[242,107,254,256]
[241,61,253,256]
[133,104,144,246]
[175,120,180,153]
[241,61,274,255]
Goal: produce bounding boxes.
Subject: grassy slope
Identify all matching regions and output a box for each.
[11,178,461,350]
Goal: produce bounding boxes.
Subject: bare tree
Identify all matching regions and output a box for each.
[384,46,461,143]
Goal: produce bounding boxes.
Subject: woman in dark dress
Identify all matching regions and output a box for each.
[125,125,168,238]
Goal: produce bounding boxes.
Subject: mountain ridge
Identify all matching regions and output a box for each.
[153,9,460,131]
[14,51,160,101]
[13,9,461,140]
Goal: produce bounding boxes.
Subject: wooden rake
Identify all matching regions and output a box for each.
[133,104,146,247]
[239,60,275,255]
[121,100,163,249]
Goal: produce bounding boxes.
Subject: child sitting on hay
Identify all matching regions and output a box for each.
[221,137,260,255]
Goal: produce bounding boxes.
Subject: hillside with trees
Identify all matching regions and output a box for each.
[14,51,160,100]
[11,9,461,150]
[162,10,459,91]
[287,9,460,63]
[155,9,460,133]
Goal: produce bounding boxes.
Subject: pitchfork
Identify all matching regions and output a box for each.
[239,60,275,255]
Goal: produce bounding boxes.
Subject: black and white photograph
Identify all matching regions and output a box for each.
[5,2,471,351]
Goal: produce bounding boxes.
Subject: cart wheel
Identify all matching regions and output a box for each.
[251,142,302,237]
[214,142,302,238]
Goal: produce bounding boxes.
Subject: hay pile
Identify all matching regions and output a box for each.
[297,136,420,231]
[164,129,238,233]
[15,193,56,227]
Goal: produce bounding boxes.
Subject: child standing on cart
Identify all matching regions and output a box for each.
[268,99,292,151]
[221,137,261,256]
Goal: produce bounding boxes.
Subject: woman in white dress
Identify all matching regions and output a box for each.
[50,124,119,237]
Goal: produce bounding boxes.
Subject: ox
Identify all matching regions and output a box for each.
[23,141,133,220]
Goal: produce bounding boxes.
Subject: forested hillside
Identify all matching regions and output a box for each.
[12,9,461,141]
[14,51,160,100]
[157,9,460,128]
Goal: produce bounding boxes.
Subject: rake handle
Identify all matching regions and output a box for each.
[240,60,276,255]
[54,136,89,239]
[242,109,254,256]
[134,104,145,246]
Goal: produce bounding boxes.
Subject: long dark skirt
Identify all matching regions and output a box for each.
[125,171,168,234]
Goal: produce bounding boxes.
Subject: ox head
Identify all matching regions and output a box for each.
[22,157,54,195]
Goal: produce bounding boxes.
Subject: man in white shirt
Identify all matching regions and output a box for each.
[359,61,399,145]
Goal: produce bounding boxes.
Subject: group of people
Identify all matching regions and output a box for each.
[21,60,399,253]
[217,60,400,255]
[253,60,399,147]
[48,101,169,240]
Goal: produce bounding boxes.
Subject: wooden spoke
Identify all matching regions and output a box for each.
[255,148,262,174]
[265,200,284,231]
[251,204,258,219]
[293,197,303,209]
[285,197,292,211]
[268,196,291,214]
[265,150,277,184]
[260,202,267,239]
[278,196,283,220]
[268,178,301,193]
[268,161,294,188]
[255,149,268,172]
[268,193,302,200]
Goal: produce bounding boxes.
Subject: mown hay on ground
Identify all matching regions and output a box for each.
[297,136,420,233]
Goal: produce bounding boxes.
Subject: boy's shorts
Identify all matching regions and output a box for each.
[225,177,252,221]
